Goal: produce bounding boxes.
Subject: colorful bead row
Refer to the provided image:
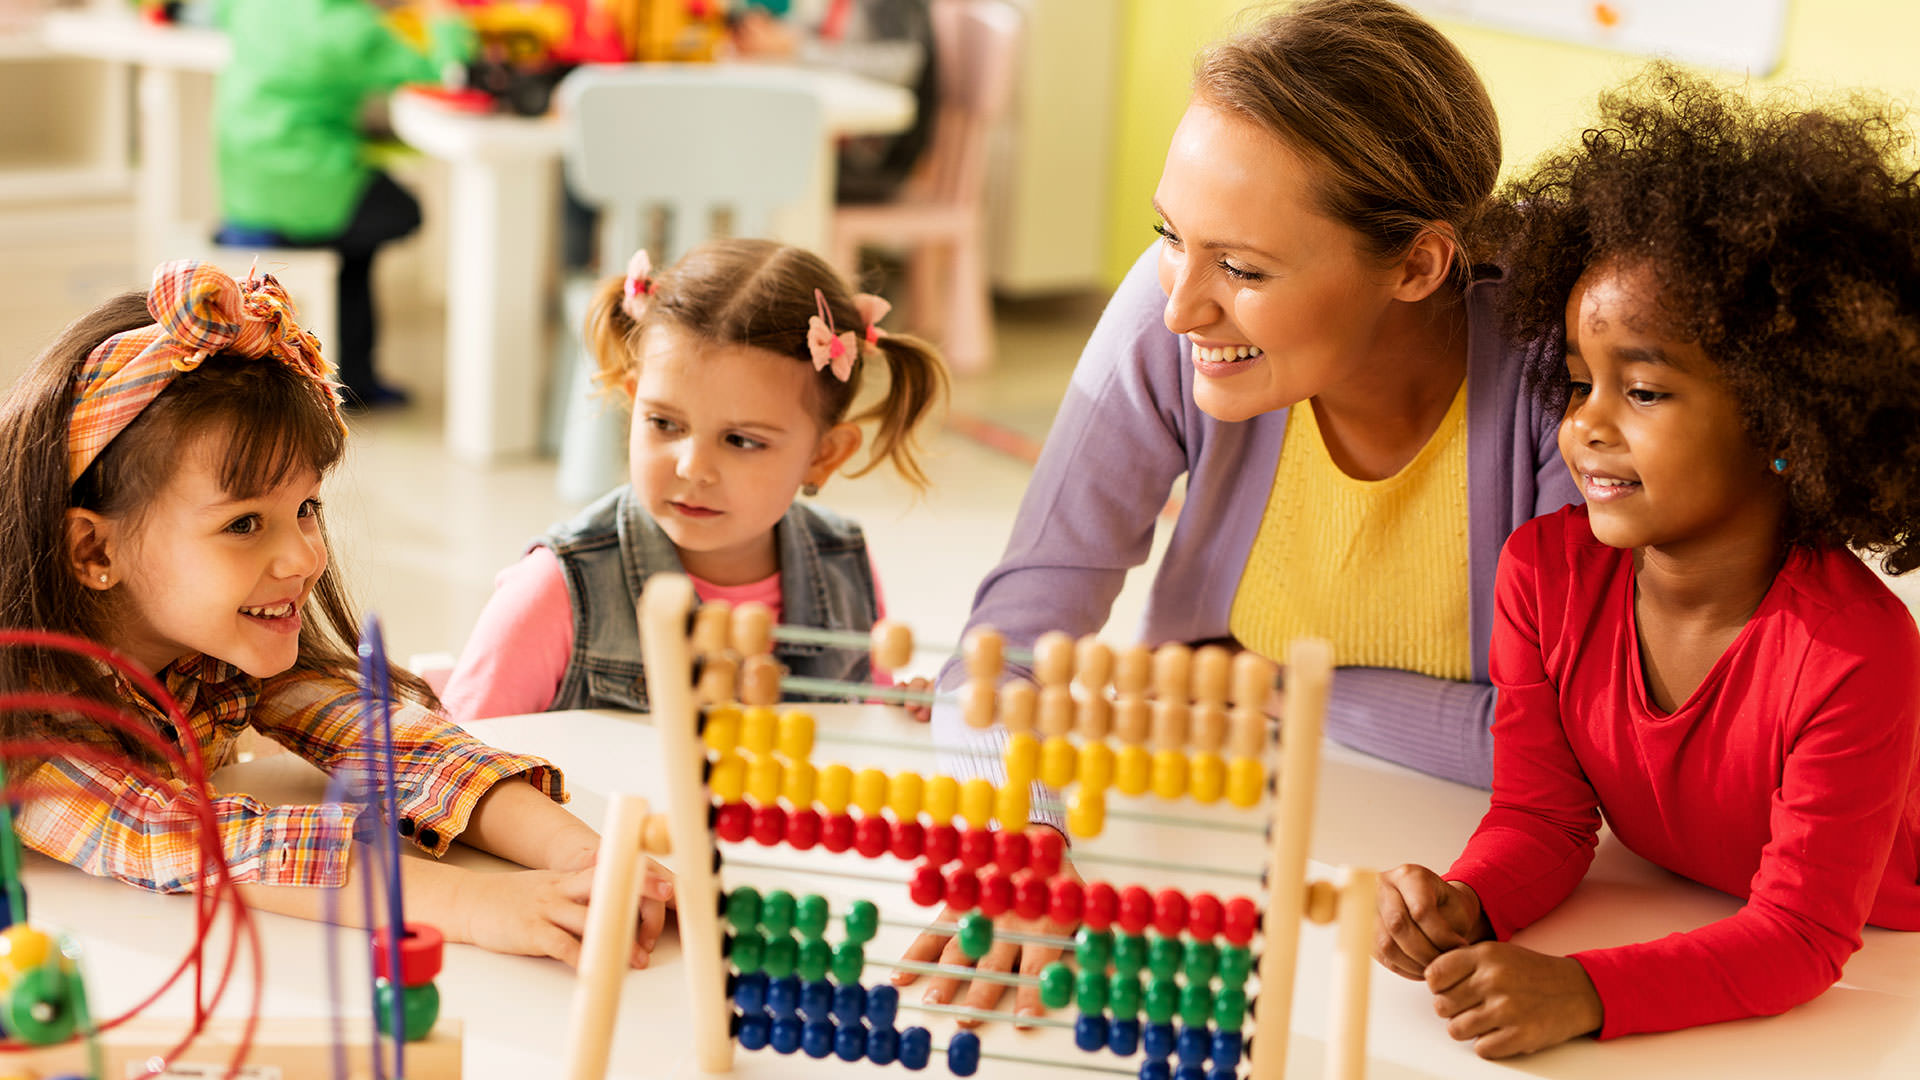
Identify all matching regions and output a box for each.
[1066,1017,1244,1073]
[712,803,1068,879]
[1004,734,1266,811]
[1071,929,1254,992]
[1039,965,1249,1031]
[731,975,981,1074]
[708,755,1036,835]
[723,887,876,943]
[704,706,816,763]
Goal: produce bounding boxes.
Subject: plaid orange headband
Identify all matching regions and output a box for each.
[67,260,345,484]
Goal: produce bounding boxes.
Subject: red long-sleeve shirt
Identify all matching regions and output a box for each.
[1448,505,1920,1038]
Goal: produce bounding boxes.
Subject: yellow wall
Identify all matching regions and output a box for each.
[1102,0,1920,284]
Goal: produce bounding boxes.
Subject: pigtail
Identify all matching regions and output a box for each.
[843,330,949,491]
[584,273,642,395]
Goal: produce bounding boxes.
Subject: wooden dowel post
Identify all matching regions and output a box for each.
[1326,866,1378,1080]
[563,793,653,1080]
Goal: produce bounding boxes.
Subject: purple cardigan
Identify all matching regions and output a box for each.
[935,247,1577,791]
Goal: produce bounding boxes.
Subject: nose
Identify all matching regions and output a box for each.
[675,440,717,486]
[1565,391,1619,447]
[276,521,327,581]
[1161,254,1221,339]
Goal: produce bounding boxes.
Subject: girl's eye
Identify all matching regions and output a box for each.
[299,498,323,518]
[1152,221,1179,246]
[726,433,766,451]
[645,415,680,434]
[225,514,261,536]
[1218,259,1265,282]
[1627,388,1667,405]
[1565,378,1593,398]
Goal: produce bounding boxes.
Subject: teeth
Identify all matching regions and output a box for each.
[1587,475,1637,487]
[1190,341,1264,365]
[241,602,295,618]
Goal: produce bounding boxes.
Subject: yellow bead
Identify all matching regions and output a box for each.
[0,926,52,977]
[1040,735,1077,789]
[1151,748,1188,800]
[1227,756,1265,808]
[995,782,1030,832]
[924,775,960,825]
[819,763,854,814]
[889,771,924,822]
[702,705,741,754]
[741,706,777,756]
[783,759,818,808]
[1077,740,1114,794]
[959,777,996,828]
[1004,733,1040,786]
[709,751,747,803]
[853,767,890,817]
[1190,751,1226,804]
[1115,744,1152,796]
[1067,788,1106,839]
[777,709,816,762]
[747,753,785,806]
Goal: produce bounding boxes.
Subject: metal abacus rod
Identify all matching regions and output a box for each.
[771,621,1037,668]
[721,842,1264,884]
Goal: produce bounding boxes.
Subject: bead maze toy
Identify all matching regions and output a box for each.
[564,573,1381,1079]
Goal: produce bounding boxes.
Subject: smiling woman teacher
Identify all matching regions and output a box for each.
[907,0,1579,1021]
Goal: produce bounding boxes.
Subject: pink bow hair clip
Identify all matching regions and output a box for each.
[853,292,891,357]
[621,249,653,321]
[807,288,858,382]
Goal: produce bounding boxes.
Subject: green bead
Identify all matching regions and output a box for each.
[5,965,74,1045]
[1038,961,1074,1010]
[727,886,762,933]
[1215,985,1248,1032]
[1074,928,1113,974]
[1112,933,1147,977]
[730,928,767,974]
[844,899,880,945]
[1143,975,1178,1024]
[831,941,866,985]
[1146,931,1182,981]
[761,889,797,935]
[1074,968,1109,1014]
[1107,972,1142,1018]
[957,911,995,961]
[1217,945,1253,988]
[795,894,830,939]
[1183,939,1218,985]
[762,932,798,978]
[796,936,832,982]
[374,979,441,1042]
[1180,982,1214,1029]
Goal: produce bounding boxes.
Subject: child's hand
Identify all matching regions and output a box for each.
[902,677,934,723]
[1424,941,1603,1058]
[1375,863,1487,978]
[460,862,676,969]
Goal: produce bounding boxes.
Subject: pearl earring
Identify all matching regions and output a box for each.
[802,482,821,497]
[98,573,108,584]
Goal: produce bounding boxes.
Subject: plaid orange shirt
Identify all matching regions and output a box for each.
[15,654,564,892]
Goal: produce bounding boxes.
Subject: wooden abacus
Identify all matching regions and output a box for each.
[564,573,1379,1079]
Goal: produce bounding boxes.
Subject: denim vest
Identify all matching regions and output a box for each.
[538,486,879,712]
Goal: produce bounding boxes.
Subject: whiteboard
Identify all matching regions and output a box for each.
[1410,0,1791,75]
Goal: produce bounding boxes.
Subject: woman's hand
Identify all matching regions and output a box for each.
[1424,942,1603,1058]
[1375,863,1488,978]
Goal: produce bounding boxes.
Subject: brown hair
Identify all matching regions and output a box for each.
[1192,0,1501,283]
[584,238,948,489]
[0,292,434,751]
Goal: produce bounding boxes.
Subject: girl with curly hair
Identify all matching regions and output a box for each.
[1375,68,1920,1057]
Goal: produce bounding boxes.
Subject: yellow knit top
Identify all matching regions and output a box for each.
[1229,383,1472,679]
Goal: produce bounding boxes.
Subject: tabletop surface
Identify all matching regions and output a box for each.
[25,705,1920,1079]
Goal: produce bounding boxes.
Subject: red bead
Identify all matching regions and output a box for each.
[979,868,1015,918]
[1152,888,1188,938]
[909,863,946,907]
[714,802,752,843]
[944,867,981,913]
[370,923,443,987]
[993,830,1029,873]
[785,808,822,851]
[751,804,787,847]
[924,823,959,867]
[958,827,995,870]
[1012,870,1047,921]
[1048,878,1084,926]
[1222,896,1260,946]
[821,813,857,853]
[1188,892,1223,941]
[1028,828,1064,881]
[890,820,926,862]
[1082,881,1118,932]
[855,815,891,858]
[1117,885,1153,935]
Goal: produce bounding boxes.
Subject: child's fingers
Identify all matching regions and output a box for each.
[1424,946,1477,996]
[893,910,959,987]
[637,896,668,952]
[541,924,585,969]
[558,866,598,904]
[956,939,1021,1028]
[916,933,975,1008]
[1446,1003,1501,1044]
[643,858,677,904]
[1012,931,1064,1025]
[1374,934,1427,981]
[1378,884,1444,968]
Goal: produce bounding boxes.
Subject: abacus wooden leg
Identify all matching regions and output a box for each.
[564,793,654,1080]
[1326,866,1378,1080]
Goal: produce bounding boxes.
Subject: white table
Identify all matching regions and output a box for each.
[26,706,1920,1079]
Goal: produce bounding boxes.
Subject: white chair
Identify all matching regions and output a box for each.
[551,65,827,500]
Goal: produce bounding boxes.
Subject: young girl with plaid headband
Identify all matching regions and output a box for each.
[441,238,948,721]
[0,261,674,969]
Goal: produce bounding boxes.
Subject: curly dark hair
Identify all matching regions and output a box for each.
[1484,66,1920,573]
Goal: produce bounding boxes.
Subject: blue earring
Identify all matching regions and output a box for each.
[1772,457,1788,474]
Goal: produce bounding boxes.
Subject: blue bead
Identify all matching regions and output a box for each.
[736,1012,771,1051]
[801,1019,836,1059]
[947,1030,982,1077]
[767,975,801,1018]
[900,1026,933,1071]
[1143,1022,1176,1062]
[1178,1025,1211,1065]
[1210,1029,1243,1069]
[732,972,769,1012]
[1074,1014,1109,1053]
[769,1016,803,1054]
[800,979,834,1021]
[868,1025,901,1066]
[866,983,900,1028]
[835,1021,868,1063]
[1208,1068,1238,1080]
[1108,1017,1141,1056]
[1175,1065,1206,1080]
[1138,1062,1171,1080]
[833,983,865,1025]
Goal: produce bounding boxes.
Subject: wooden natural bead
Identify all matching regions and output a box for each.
[696,653,737,705]
[709,752,747,803]
[643,813,673,854]
[925,775,960,824]
[1039,687,1076,738]
[746,753,784,806]
[994,783,1030,833]
[1074,637,1113,693]
[1192,645,1232,705]
[1077,693,1113,741]
[853,768,889,817]
[1189,751,1226,804]
[999,681,1037,735]
[1116,696,1151,746]
[777,710,815,762]
[1229,706,1266,760]
[818,763,854,814]
[963,627,1005,681]
[782,759,817,808]
[1115,744,1151,796]
[1152,698,1190,751]
[1226,755,1264,808]
[691,601,732,655]
[741,706,777,756]
[871,620,914,672]
[1077,740,1114,793]
[1150,748,1188,800]
[1115,644,1151,695]
[739,654,783,706]
[1305,879,1339,925]
[1152,644,1192,702]
[702,705,741,754]
[1230,650,1276,709]
[1192,704,1227,754]
[1005,733,1041,786]
[959,778,996,829]
[730,601,774,656]
[889,771,925,822]
[962,682,997,730]
[1039,735,1077,789]
[1067,787,1106,839]
[1033,631,1075,686]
